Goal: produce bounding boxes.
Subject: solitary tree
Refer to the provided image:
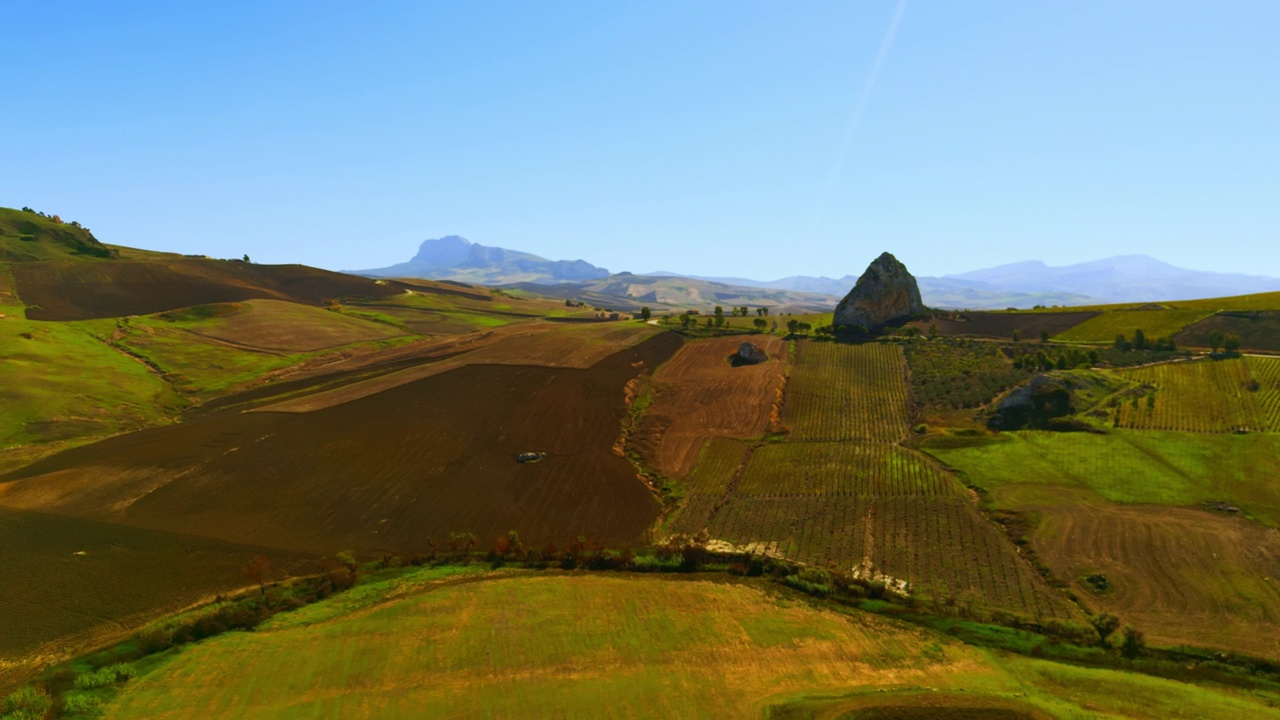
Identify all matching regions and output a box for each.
[640,306,651,321]
[753,317,768,331]
[1091,613,1121,646]
[1223,333,1242,354]
[242,253,251,263]
[244,555,271,596]
[928,323,939,340]
[1012,328,1022,343]
[787,319,800,336]
[1039,328,1051,343]
[1208,331,1225,353]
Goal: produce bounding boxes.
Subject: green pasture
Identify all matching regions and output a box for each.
[0,313,181,447]
[924,429,1280,524]
[1053,308,1212,343]
[90,573,1280,719]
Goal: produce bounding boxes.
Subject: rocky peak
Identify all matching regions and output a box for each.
[833,252,925,333]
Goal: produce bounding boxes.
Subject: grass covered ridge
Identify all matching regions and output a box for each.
[84,572,1280,719]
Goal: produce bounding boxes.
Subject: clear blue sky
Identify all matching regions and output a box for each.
[4,1,1277,279]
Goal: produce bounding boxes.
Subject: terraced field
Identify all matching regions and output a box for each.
[784,341,911,442]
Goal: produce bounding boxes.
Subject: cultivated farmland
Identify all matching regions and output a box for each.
[633,335,786,477]
[0,333,682,555]
[1052,308,1213,344]
[783,341,911,442]
[1178,310,1280,352]
[666,339,1071,619]
[1031,503,1280,660]
[11,258,405,321]
[1114,357,1273,433]
[911,311,1097,340]
[0,508,313,690]
[734,442,960,497]
[701,495,1072,617]
[904,338,1032,411]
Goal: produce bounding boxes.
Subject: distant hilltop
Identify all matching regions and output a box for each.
[351,236,609,285]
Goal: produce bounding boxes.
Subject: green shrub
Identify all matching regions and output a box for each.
[73,662,136,689]
[1,685,52,720]
[61,691,103,715]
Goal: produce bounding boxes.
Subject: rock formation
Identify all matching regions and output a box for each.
[734,342,768,365]
[833,252,925,333]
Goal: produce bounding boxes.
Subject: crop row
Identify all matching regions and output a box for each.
[783,342,911,441]
[1116,358,1272,433]
[904,338,1032,410]
[1249,356,1280,432]
[682,438,748,495]
[702,495,1072,619]
[734,442,961,497]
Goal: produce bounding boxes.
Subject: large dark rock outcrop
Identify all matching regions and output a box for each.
[734,342,768,365]
[833,252,925,333]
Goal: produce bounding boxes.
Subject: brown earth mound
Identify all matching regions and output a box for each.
[912,311,1097,339]
[13,259,406,320]
[633,336,786,477]
[0,333,682,555]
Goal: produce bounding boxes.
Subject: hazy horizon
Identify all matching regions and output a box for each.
[4,1,1277,279]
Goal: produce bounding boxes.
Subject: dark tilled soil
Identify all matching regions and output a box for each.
[1177,311,1280,352]
[12,259,407,320]
[0,508,315,683]
[0,333,683,555]
[913,311,1098,340]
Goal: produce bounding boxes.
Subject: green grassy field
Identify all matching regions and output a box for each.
[89,573,1280,719]
[1113,357,1274,433]
[1052,308,1213,343]
[924,429,1280,525]
[0,309,181,447]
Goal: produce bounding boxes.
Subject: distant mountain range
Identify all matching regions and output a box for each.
[353,238,1280,310]
[352,236,609,285]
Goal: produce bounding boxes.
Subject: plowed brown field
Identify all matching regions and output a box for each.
[0,333,682,554]
[12,259,404,320]
[1031,502,1280,659]
[911,312,1097,340]
[254,322,660,413]
[0,508,314,690]
[633,336,786,477]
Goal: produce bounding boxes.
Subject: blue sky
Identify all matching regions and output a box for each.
[4,1,1277,279]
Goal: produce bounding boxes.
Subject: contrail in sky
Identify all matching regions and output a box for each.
[812,0,909,230]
